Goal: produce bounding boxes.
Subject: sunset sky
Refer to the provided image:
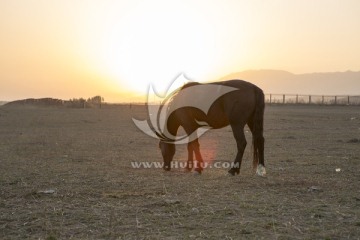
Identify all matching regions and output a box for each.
[1,0,359,102]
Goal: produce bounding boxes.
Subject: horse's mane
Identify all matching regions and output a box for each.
[164,82,200,118]
[167,82,200,104]
[180,82,200,90]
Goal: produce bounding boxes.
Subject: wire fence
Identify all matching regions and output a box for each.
[265,94,360,105]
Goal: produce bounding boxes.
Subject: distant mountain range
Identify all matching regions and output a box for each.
[219,70,360,95]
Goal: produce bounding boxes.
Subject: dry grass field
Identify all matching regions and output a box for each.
[0,104,359,239]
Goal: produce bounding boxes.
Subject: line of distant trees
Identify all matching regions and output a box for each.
[67,95,104,108]
[3,96,105,108]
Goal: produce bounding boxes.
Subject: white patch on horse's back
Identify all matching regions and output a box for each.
[256,164,266,177]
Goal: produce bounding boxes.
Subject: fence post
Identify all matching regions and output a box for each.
[264,94,357,106]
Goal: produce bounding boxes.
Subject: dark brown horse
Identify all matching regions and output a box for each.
[158,80,266,176]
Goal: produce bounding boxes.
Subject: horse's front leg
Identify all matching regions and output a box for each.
[182,121,204,174]
[186,143,194,171]
[191,140,204,174]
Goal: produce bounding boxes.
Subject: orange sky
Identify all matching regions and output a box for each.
[1,0,360,102]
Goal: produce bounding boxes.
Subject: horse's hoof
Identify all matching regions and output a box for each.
[193,169,202,175]
[228,168,239,176]
[163,167,171,171]
[256,164,266,177]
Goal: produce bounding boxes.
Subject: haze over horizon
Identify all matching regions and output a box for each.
[1,0,360,102]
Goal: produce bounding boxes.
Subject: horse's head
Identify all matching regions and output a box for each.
[159,140,175,171]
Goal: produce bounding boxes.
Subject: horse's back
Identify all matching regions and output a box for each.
[171,79,263,128]
[207,80,262,127]
[211,79,261,91]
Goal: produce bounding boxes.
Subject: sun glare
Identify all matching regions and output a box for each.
[2,0,358,102]
[96,1,216,95]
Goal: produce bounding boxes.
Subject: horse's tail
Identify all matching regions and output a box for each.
[252,86,265,170]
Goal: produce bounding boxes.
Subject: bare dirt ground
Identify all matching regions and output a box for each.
[0,104,359,239]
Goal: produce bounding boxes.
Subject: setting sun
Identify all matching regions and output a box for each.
[84,1,231,94]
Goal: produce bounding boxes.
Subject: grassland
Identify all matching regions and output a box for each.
[0,104,359,239]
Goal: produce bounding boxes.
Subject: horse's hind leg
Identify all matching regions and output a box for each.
[228,124,247,176]
[247,120,258,170]
[248,117,266,176]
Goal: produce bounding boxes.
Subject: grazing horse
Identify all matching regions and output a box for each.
[158,80,266,176]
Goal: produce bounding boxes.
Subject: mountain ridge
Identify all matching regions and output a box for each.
[219,70,360,95]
